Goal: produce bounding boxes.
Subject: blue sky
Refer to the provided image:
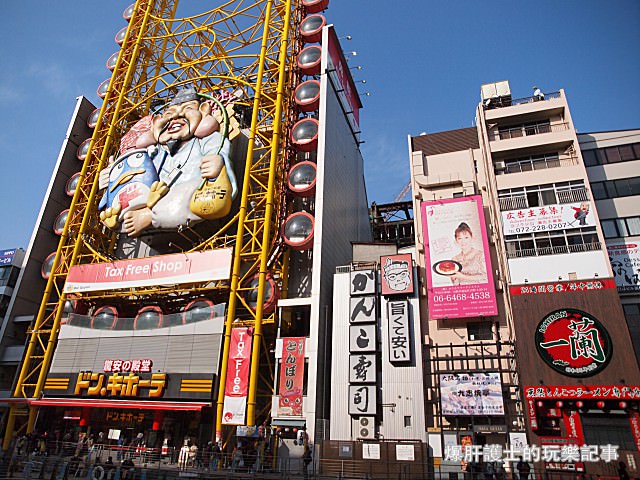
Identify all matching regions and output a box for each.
[1,0,638,250]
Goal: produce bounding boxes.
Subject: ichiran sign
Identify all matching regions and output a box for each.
[535,309,612,378]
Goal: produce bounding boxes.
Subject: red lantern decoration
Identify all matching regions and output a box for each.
[555,401,564,408]
[596,401,605,409]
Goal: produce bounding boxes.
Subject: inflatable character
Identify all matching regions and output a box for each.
[99,86,238,236]
[98,148,166,230]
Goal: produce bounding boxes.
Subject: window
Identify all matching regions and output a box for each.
[590,177,640,199]
[404,416,412,427]
[591,182,607,200]
[582,149,601,167]
[600,216,640,238]
[467,322,493,341]
[581,143,640,165]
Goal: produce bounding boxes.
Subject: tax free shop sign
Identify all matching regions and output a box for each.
[64,249,232,293]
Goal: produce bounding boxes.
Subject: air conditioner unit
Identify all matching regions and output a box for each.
[494,161,506,171]
[353,416,375,439]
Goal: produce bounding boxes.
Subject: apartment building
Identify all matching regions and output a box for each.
[409,81,640,477]
[579,129,640,364]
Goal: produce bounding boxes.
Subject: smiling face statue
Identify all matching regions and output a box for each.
[152,97,212,149]
[383,257,411,291]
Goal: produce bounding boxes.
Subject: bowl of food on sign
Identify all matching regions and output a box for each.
[433,260,462,276]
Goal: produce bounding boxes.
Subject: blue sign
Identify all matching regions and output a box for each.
[0,249,16,266]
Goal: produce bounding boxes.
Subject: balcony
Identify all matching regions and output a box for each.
[506,242,602,259]
[498,187,590,211]
[496,153,579,176]
[490,122,569,142]
[483,91,561,111]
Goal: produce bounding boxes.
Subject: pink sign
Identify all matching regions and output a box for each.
[64,248,232,293]
[278,337,305,416]
[223,328,253,425]
[421,196,497,319]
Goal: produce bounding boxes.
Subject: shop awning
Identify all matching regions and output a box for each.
[29,398,210,411]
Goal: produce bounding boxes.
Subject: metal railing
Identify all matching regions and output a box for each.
[498,187,590,211]
[483,91,562,110]
[506,242,602,259]
[490,122,569,141]
[497,154,579,175]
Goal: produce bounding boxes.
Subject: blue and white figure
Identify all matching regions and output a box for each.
[99,148,162,231]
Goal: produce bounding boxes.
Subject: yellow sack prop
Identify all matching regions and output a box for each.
[190,165,233,219]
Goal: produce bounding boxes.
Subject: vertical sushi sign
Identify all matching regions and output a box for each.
[421,196,497,319]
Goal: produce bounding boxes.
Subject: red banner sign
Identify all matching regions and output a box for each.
[278,337,305,416]
[525,385,640,400]
[64,248,232,293]
[509,278,616,296]
[630,412,640,454]
[563,410,585,445]
[222,328,253,425]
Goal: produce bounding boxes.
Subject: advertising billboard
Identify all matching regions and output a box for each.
[46,303,226,402]
[607,241,640,292]
[0,249,16,266]
[278,337,305,416]
[501,201,594,235]
[222,327,253,425]
[439,373,505,416]
[64,249,232,293]
[380,253,414,296]
[421,196,497,319]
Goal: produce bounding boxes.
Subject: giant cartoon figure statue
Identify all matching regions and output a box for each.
[98,86,238,236]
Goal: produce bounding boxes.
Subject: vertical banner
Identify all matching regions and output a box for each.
[278,337,305,416]
[630,412,640,455]
[222,328,253,425]
[421,196,498,319]
[563,410,585,444]
[380,253,414,296]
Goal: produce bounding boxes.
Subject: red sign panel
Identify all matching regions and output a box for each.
[380,254,414,296]
[524,385,640,400]
[326,26,361,126]
[630,412,640,454]
[222,328,253,425]
[64,249,232,293]
[421,196,498,319]
[563,410,585,445]
[509,278,616,295]
[278,337,305,416]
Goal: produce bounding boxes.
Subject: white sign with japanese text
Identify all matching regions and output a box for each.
[349,354,377,383]
[349,385,377,415]
[350,296,377,323]
[349,324,377,353]
[387,300,411,363]
[501,202,594,235]
[350,270,376,296]
[440,372,505,416]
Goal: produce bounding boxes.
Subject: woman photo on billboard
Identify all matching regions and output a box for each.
[450,222,487,285]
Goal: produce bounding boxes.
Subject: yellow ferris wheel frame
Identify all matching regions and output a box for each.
[4,0,302,448]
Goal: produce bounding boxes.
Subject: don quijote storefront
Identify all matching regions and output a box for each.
[32,251,229,457]
[510,278,640,476]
